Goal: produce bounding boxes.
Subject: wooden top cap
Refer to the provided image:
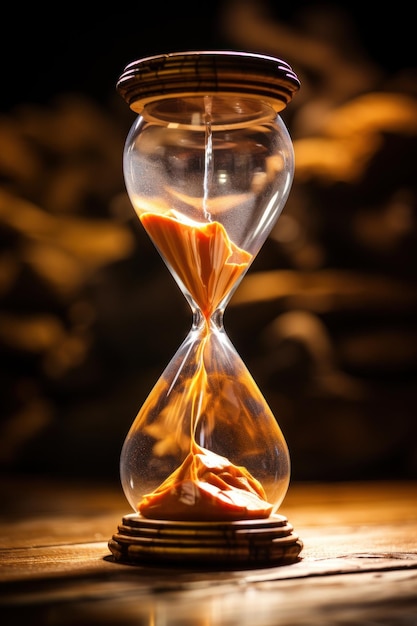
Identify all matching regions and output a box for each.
[117,50,300,113]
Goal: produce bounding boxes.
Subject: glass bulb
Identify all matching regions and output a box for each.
[118,51,300,522]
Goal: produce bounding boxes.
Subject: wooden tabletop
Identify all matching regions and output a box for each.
[0,476,416,625]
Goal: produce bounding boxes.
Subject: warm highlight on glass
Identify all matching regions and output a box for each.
[116,51,300,526]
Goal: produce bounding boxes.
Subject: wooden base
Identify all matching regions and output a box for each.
[108,513,303,568]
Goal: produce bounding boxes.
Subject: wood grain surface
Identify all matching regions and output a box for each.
[0,477,416,625]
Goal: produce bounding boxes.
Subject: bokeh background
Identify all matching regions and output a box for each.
[1,0,416,486]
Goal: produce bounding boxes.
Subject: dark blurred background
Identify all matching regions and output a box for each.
[1,0,416,486]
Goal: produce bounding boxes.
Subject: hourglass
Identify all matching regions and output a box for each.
[109,51,302,567]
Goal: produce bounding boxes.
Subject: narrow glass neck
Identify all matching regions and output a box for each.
[192,308,225,332]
